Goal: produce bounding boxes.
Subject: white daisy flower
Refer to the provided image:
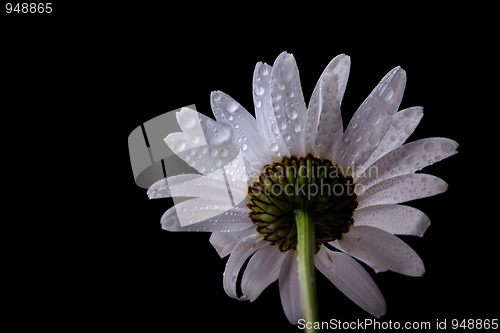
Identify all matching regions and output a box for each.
[147,52,458,327]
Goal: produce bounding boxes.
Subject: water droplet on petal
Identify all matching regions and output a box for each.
[270,143,279,152]
[174,140,186,151]
[392,118,403,130]
[378,85,394,101]
[365,107,381,125]
[347,144,359,157]
[294,123,301,133]
[241,143,248,151]
[405,154,416,165]
[424,142,435,152]
[227,101,239,113]
[192,136,200,144]
[207,123,232,145]
[272,92,282,101]
[286,108,298,120]
[404,124,414,135]
[441,141,455,153]
[255,85,265,96]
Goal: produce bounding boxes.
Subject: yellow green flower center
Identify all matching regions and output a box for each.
[247,154,358,252]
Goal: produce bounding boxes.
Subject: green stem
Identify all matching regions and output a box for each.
[295,209,319,333]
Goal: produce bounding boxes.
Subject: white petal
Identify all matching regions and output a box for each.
[241,244,287,301]
[271,52,308,156]
[211,91,271,170]
[279,251,302,324]
[209,227,258,258]
[160,200,252,232]
[147,178,170,199]
[176,106,202,133]
[340,67,407,171]
[353,204,430,237]
[357,138,458,188]
[335,226,425,276]
[164,108,241,175]
[253,62,289,158]
[223,234,266,300]
[148,160,248,210]
[357,106,424,175]
[147,175,197,199]
[357,174,448,209]
[315,247,386,317]
[305,54,350,161]
[148,173,233,200]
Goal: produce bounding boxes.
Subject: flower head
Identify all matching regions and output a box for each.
[148,52,458,325]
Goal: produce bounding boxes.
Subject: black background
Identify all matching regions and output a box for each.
[2,3,498,332]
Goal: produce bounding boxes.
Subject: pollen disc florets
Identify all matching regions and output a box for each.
[247,154,358,252]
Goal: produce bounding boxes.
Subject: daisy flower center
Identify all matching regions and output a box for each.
[247,154,358,252]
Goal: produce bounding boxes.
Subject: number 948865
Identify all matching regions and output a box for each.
[6,3,52,14]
